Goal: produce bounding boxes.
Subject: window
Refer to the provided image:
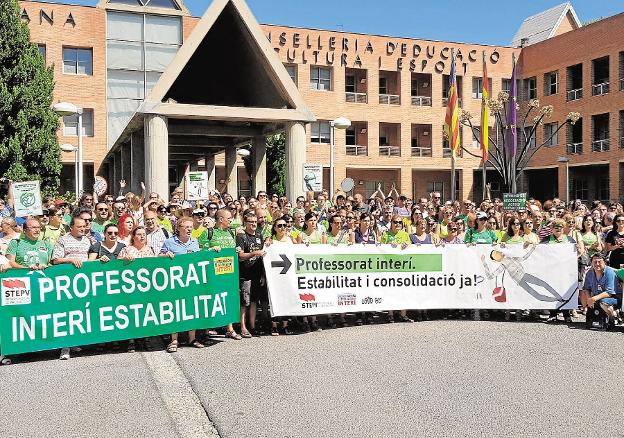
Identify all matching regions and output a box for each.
[284,64,297,85]
[63,109,94,137]
[572,179,588,201]
[379,77,388,95]
[544,122,558,146]
[379,126,388,146]
[472,78,492,99]
[63,47,93,75]
[544,71,558,96]
[471,126,481,148]
[502,78,511,92]
[345,75,355,93]
[524,77,537,99]
[311,121,330,143]
[346,127,356,146]
[310,66,331,91]
[38,44,46,62]
[598,178,610,200]
[427,182,444,200]
[411,78,418,96]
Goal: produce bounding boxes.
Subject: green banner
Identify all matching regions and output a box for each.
[503,192,527,210]
[295,254,442,273]
[0,249,240,355]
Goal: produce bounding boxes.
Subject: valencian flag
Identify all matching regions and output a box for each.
[507,56,518,156]
[480,53,490,161]
[444,53,460,157]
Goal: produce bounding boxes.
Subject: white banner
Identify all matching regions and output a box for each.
[186,171,209,201]
[12,180,43,217]
[302,164,323,192]
[263,243,578,316]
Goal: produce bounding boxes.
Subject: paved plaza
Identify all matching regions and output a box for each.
[2,319,623,437]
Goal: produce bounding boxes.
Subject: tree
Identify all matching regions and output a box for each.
[241,133,286,196]
[459,92,580,192]
[0,0,61,196]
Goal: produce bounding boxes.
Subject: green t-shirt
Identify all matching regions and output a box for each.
[465,228,497,244]
[380,230,410,244]
[7,238,53,266]
[198,228,236,249]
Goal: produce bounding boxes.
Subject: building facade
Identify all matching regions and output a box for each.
[18,0,624,201]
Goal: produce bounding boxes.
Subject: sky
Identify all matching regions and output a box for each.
[34,0,622,46]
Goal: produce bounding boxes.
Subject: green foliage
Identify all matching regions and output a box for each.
[266,133,285,196]
[0,0,61,196]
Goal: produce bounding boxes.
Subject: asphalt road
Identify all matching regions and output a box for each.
[2,320,624,438]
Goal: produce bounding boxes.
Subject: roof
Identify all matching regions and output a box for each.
[511,2,581,47]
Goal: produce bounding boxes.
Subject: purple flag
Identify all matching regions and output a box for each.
[507,56,517,156]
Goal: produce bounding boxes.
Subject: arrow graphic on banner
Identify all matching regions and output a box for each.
[271,254,292,274]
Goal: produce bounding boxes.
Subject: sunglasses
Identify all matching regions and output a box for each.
[449,227,458,232]
[81,218,92,222]
[193,213,205,217]
[246,221,258,225]
[97,207,108,211]
[106,231,119,235]
[275,223,287,228]
[553,225,564,229]
[392,220,403,225]
[40,213,49,217]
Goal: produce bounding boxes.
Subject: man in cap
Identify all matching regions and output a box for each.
[581,253,621,323]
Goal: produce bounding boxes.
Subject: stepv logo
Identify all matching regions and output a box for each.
[1,277,32,306]
[299,293,317,309]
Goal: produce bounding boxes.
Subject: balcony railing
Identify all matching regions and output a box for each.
[411,96,432,106]
[379,145,400,157]
[620,78,624,91]
[345,145,368,156]
[442,147,462,158]
[345,92,367,103]
[592,82,610,96]
[566,142,583,155]
[566,88,583,101]
[411,146,432,157]
[379,94,400,105]
[442,97,463,107]
[592,139,610,152]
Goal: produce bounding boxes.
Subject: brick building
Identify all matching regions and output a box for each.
[17,0,624,202]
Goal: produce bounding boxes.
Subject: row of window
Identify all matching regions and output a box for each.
[523,52,624,101]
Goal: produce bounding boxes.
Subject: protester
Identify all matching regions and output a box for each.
[0,217,21,255]
[51,217,91,360]
[88,223,125,262]
[160,217,205,352]
[117,213,136,245]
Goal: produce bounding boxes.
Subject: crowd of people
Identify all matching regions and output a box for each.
[0,179,622,365]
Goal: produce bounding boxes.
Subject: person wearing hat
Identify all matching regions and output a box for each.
[465,211,497,245]
[581,253,621,323]
[191,208,207,239]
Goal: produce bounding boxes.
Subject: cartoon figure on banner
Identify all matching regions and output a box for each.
[481,245,577,307]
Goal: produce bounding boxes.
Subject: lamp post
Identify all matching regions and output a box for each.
[557,156,570,203]
[53,102,83,197]
[329,117,351,196]
[60,144,78,199]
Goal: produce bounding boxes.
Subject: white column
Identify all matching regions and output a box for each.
[285,122,306,201]
[144,114,169,201]
[252,135,267,195]
[225,147,238,196]
[204,153,216,191]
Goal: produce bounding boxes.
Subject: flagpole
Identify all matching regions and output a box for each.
[450,48,456,202]
[481,51,487,201]
[511,53,518,194]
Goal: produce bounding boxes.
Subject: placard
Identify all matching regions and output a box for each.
[303,164,323,192]
[186,171,209,201]
[12,181,43,217]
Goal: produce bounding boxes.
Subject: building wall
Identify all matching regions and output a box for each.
[22,2,107,174]
[520,12,624,201]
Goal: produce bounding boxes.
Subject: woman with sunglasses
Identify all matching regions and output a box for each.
[443,221,464,244]
[271,217,297,243]
[156,205,173,234]
[117,213,137,245]
[41,206,68,247]
[226,201,243,232]
[380,215,413,323]
[580,215,603,257]
[406,209,423,234]
[522,219,539,245]
[88,224,126,263]
[118,226,156,352]
[500,219,524,245]
[409,218,440,245]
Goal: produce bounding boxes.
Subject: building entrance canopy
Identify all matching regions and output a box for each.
[105,0,314,200]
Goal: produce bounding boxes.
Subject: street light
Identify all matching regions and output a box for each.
[53,102,84,197]
[237,148,251,157]
[329,117,351,195]
[557,156,570,203]
[60,144,79,199]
